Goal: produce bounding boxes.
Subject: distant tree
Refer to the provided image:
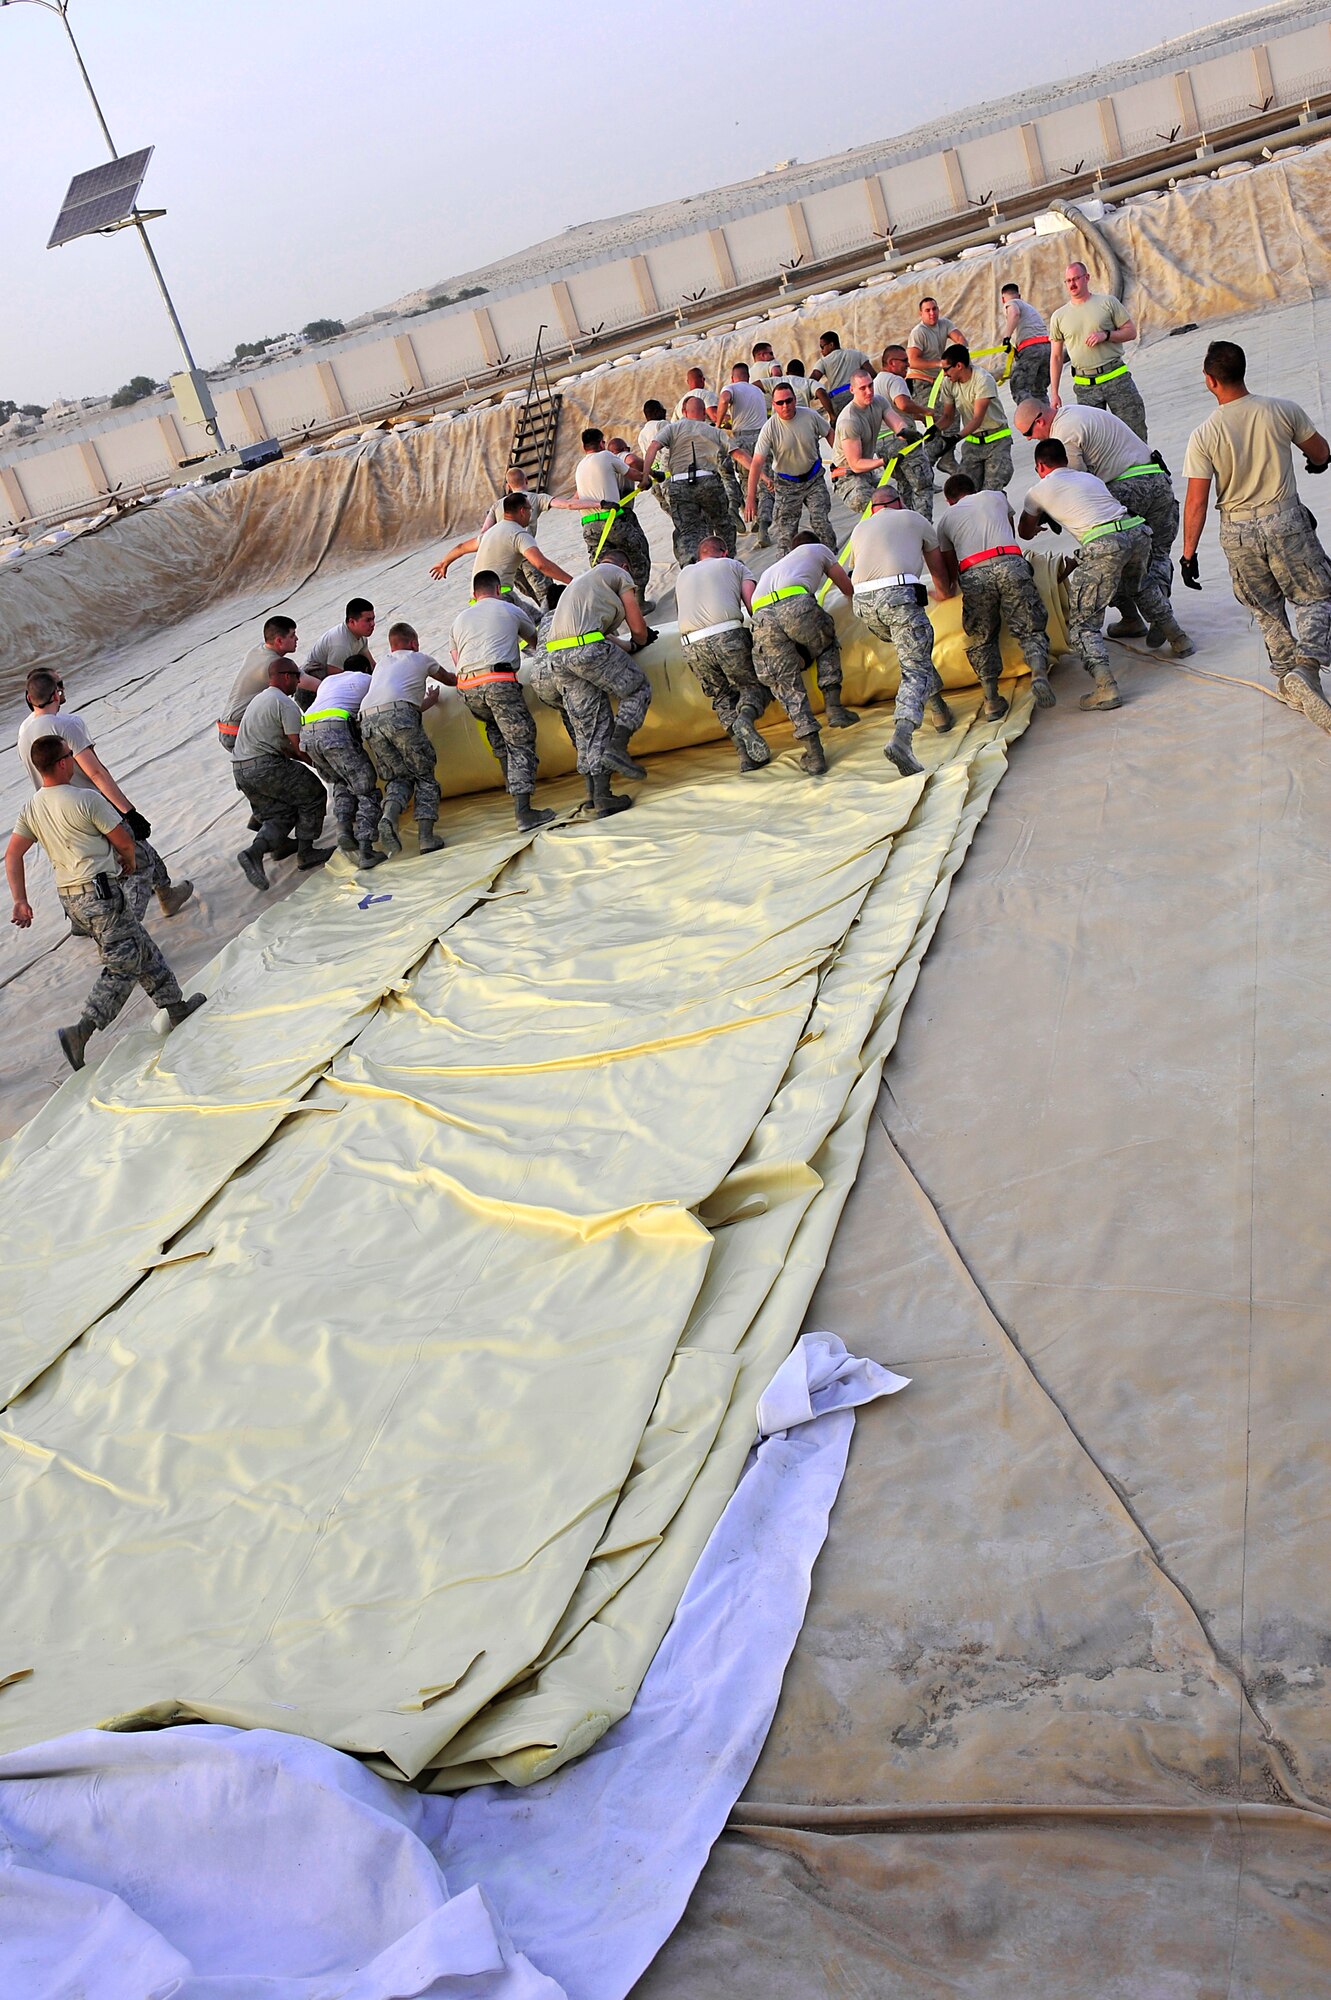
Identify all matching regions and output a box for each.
[0,400,14,424]
[234,336,284,361]
[20,403,46,419]
[301,318,345,342]
[110,375,156,409]
[426,283,487,312]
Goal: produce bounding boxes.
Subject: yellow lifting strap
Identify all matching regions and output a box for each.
[815,447,908,604]
[592,491,638,562]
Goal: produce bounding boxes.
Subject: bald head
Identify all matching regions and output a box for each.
[685,367,706,389]
[681,395,706,420]
[697,537,728,559]
[1013,397,1055,441]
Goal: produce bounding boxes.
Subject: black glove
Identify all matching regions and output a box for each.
[630,627,659,654]
[1043,515,1062,536]
[1304,456,1328,475]
[1002,338,1012,353]
[1179,554,1201,591]
[123,807,152,841]
[1150,448,1171,476]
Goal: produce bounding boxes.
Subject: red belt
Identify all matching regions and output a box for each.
[456,666,519,690]
[959,545,1022,570]
[1015,335,1049,351]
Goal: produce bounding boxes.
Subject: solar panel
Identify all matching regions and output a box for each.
[47,147,154,249]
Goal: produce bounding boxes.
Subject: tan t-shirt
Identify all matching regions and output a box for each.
[1006,298,1049,344]
[936,491,1021,567]
[450,597,536,675]
[223,645,284,730]
[483,489,547,532]
[833,398,893,469]
[754,407,829,475]
[548,564,634,642]
[1023,468,1128,541]
[907,319,961,384]
[846,508,938,584]
[574,452,633,508]
[1052,404,1150,481]
[758,543,840,597]
[473,519,537,589]
[675,557,754,635]
[1182,394,1317,518]
[17,709,96,791]
[233,685,305,758]
[817,346,873,398]
[1047,294,1131,377]
[650,418,728,477]
[946,368,1007,438]
[15,783,122,892]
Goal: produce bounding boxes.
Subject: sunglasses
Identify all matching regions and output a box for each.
[1018,421,1036,438]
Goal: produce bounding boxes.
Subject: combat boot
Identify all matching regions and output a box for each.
[823,697,859,727]
[884,720,924,776]
[377,811,402,855]
[591,771,633,816]
[925,689,954,731]
[336,831,358,854]
[417,821,446,854]
[605,723,646,781]
[237,841,269,891]
[57,1017,95,1072]
[1079,666,1123,711]
[798,731,827,775]
[979,677,1010,722]
[1107,613,1149,638]
[515,794,555,830]
[732,715,770,768]
[1278,663,1331,733]
[166,994,207,1028]
[297,843,334,869]
[1030,667,1056,708]
[156,880,194,918]
[357,840,388,868]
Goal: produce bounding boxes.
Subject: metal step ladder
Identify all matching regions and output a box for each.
[508,325,562,494]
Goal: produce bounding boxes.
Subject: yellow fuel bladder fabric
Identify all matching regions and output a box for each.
[0,694,1030,1781]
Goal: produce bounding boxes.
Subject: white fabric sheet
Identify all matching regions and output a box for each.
[0,1335,906,1999]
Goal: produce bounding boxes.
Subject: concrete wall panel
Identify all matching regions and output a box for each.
[1112,74,1190,153]
[485,285,560,363]
[400,312,489,389]
[14,447,103,518]
[96,425,179,489]
[955,127,1032,205]
[1189,49,1271,125]
[250,366,338,438]
[565,259,642,335]
[1034,103,1108,175]
[723,206,802,285]
[881,153,952,231]
[1266,20,1331,97]
[800,182,877,260]
[644,232,716,312]
[328,341,417,417]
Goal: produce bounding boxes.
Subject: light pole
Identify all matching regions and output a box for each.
[2,0,228,449]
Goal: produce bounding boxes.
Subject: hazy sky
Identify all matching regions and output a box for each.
[2,0,1247,404]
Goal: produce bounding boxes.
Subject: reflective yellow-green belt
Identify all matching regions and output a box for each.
[468,587,515,603]
[752,584,810,610]
[1111,462,1160,479]
[1072,361,1130,386]
[546,630,608,651]
[973,426,1012,444]
[1081,514,1145,543]
[303,706,352,723]
[580,496,637,525]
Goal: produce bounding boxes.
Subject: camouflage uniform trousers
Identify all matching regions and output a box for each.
[527,622,580,753]
[752,592,844,733]
[1218,500,1331,677]
[580,508,652,600]
[361,701,442,825]
[731,429,773,531]
[853,584,939,730]
[885,439,936,520]
[233,752,327,847]
[668,473,736,562]
[770,471,835,554]
[959,554,1051,691]
[58,876,183,1031]
[1067,525,1155,676]
[957,433,1015,493]
[1072,368,1149,442]
[551,640,651,777]
[1008,342,1051,404]
[303,717,382,845]
[683,627,766,731]
[1106,469,1178,609]
[462,677,539,797]
[122,836,170,921]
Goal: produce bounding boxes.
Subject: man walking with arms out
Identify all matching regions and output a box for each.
[1048,260,1147,438]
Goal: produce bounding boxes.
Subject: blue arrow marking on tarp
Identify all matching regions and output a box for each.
[358,892,393,909]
